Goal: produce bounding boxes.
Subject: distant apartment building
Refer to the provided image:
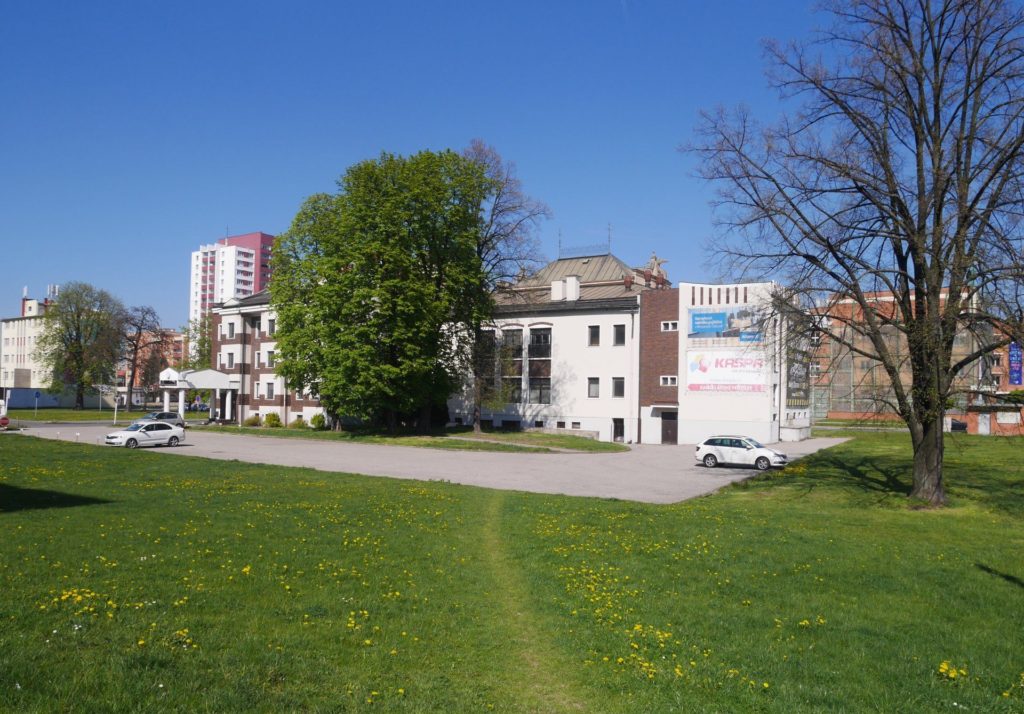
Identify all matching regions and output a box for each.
[188,232,275,324]
[810,290,981,420]
[1,289,55,391]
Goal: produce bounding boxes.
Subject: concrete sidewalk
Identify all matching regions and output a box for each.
[12,423,846,504]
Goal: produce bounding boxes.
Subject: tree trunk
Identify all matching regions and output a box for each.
[75,383,85,410]
[909,415,946,506]
[417,403,431,435]
[472,404,482,434]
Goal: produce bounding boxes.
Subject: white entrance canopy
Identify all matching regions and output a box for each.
[159,368,242,420]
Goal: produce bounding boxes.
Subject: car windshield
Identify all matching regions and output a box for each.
[745,438,764,448]
[124,424,144,432]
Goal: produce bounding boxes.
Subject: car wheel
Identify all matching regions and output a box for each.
[168,436,179,447]
[755,456,771,471]
[126,439,138,449]
[703,454,718,468]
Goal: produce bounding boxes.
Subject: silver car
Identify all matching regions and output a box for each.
[133,411,186,428]
[695,435,787,471]
[106,422,185,449]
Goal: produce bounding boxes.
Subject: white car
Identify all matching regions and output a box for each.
[105,422,185,449]
[695,435,787,471]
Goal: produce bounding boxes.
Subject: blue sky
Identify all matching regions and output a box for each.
[1,1,819,328]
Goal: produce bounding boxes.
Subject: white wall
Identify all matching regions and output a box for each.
[676,282,783,445]
[449,305,641,443]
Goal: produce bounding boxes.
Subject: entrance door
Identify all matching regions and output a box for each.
[613,418,624,442]
[661,411,678,445]
[978,413,991,435]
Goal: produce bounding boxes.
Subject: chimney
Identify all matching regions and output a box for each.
[551,279,565,301]
[565,275,580,301]
[624,274,634,291]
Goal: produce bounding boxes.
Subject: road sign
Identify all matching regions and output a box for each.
[0,416,9,428]
[35,391,41,399]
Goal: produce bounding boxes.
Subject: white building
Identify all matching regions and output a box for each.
[448,252,672,442]
[207,291,323,424]
[188,232,275,325]
[1,289,55,399]
[637,281,811,445]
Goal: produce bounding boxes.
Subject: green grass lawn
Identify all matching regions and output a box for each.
[190,424,629,453]
[1,432,1022,712]
[4,408,161,424]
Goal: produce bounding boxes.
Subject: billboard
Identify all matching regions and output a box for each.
[686,350,767,392]
[1010,342,1022,386]
[688,307,763,342]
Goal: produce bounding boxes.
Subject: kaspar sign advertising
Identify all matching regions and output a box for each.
[687,350,766,392]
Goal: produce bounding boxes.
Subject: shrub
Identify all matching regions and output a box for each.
[264,412,282,428]
[311,413,327,430]
[288,416,306,429]
[243,415,261,427]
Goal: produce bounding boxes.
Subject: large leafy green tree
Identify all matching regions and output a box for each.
[271,150,492,431]
[36,282,126,409]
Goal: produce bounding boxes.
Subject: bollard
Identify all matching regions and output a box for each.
[75,432,80,442]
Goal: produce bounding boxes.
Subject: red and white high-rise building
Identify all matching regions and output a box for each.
[188,232,275,324]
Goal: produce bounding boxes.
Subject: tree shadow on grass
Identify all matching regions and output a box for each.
[975,563,1024,590]
[0,483,112,513]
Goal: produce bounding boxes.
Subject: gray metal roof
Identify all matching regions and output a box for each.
[518,254,636,286]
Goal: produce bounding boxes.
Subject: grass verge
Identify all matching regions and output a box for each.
[1,432,1022,712]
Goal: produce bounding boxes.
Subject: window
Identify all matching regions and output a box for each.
[588,325,600,346]
[529,328,551,358]
[588,377,600,398]
[255,351,261,367]
[660,375,677,386]
[266,382,275,399]
[571,422,581,429]
[612,377,625,398]
[534,420,544,428]
[613,324,626,346]
[227,353,234,368]
[557,421,566,429]
[267,318,276,335]
[255,382,260,397]
[267,351,275,368]
[227,322,235,338]
[661,321,678,332]
[529,378,551,404]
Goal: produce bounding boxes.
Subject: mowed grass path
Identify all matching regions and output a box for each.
[1,432,1023,711]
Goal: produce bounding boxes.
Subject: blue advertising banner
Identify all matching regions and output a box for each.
[1010,342,1022,385]
[739,330,762,343]
[690,312,728,333]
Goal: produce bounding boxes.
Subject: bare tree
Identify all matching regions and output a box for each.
[691,0,1024,505]
[463,140,551,432]
[122,306,171,411]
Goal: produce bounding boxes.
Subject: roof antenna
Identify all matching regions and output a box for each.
[558,229,563,259]
[607,223,612,254]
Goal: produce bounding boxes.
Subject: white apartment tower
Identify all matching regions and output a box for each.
[188,232,275,324]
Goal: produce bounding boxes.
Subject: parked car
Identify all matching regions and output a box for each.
[695,435,788,471]
[188,402,209,412]
[105,422,185,449]
[133,411,186,428]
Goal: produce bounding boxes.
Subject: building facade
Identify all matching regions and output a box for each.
[447,252,670,442]
[188,232,275,324]
[1,290,55,402]
[209,291,322,424]
[639,282,810,445]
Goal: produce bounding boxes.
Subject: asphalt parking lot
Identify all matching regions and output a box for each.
[10,423,846,504]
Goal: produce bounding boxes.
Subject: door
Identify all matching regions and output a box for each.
[613,418,624,442]
[978,413,990,435]
[661,411,677,445]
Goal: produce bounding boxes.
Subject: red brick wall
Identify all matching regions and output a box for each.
[639,288,679,407]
